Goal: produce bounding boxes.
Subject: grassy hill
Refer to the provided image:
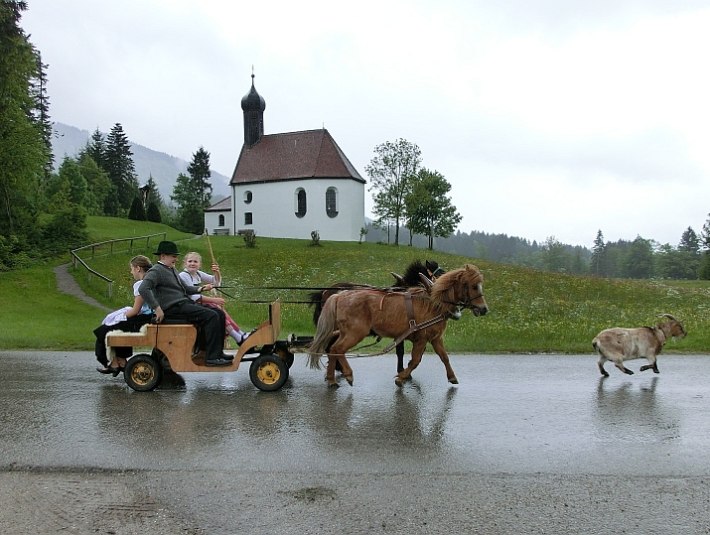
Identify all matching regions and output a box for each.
[2,217,709,353]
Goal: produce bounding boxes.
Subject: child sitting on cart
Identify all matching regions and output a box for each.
[94,255,154,376]
[179,251,251,347]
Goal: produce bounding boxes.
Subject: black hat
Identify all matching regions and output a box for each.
[154,241,180,255]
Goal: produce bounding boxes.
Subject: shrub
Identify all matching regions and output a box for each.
[242,230,256,248]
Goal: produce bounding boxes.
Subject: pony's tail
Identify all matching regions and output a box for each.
[307,295,338,369]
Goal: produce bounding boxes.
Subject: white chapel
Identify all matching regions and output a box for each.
[204,74,366,241]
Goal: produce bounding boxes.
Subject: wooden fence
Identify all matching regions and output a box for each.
[70,232,166,298]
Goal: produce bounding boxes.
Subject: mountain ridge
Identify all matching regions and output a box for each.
[51,122,231,202]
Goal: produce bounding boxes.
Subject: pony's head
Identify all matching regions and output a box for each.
[425,260,445,278]
[430,264,488,317]
[396,259,446,288]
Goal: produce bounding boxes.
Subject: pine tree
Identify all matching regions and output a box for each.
[171,147,214,233]
[82,128,106,169]
[143,175,163,223]
[590,230,606,276]
[186,146,213,208]
[0,1,48,241]
[144,175,164,207]
[699,214,710,279]
[677,226,700,279]
[104,123,138,215]
[128,196,146,220]
[77,152,111,215]
[146,201,162,223]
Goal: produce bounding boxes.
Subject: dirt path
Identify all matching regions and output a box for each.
[53,263,112,312]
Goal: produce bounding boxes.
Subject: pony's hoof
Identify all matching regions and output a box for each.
[394,377,404,387]
[344,375,353,386]
[449,377,459,384]
[327,381,340,389]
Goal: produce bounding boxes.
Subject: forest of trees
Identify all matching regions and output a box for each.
[366,223,710,280]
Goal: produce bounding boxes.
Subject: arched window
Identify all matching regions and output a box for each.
[244,190,252,204]
[218,214,225,226]
[326,187,338,218]
[295,188,307,218]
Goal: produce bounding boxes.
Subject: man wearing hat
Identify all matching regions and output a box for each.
[139,240,232,366]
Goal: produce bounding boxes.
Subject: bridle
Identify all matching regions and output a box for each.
[443,281,485,310]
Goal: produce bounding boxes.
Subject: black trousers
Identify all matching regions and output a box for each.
[164,300,226,360]
[93,314,153,366]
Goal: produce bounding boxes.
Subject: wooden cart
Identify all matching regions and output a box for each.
[106,300,297,392]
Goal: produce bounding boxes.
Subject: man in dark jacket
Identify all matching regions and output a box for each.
[139,241,232,366]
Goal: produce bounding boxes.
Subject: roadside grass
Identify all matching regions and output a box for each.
[1,262,107,349]
[3,217,709,353]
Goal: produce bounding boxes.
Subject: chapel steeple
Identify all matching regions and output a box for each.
[241,70,266,147]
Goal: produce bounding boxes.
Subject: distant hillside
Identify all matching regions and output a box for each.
[50,122,231,201]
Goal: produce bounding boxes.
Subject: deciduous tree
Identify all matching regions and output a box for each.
[366,139,421,246]
[623,236,654,278]
[405,168,461,250]
[171,173,202,233]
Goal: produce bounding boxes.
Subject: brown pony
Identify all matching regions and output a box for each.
[307,264,488,387]
[308,259,445,374]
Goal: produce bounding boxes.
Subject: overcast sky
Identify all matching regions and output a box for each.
[21,0,710,247]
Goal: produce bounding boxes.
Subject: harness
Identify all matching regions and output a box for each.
[359,290,459,357]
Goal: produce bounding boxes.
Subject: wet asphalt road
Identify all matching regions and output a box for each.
[1,350,709,534]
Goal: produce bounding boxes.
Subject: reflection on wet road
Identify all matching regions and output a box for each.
[1,351,709,477]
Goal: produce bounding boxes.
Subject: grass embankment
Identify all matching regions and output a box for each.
[3,216,709,352]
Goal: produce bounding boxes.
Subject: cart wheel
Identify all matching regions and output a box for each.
[249,353,289,392]
[124,353,163,392]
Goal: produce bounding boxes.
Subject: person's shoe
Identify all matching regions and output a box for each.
[96,366,113,374]
[204,357,231,367]
[237,329,256,346]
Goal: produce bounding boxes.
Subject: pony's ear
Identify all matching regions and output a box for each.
[391,272,405,286]
[418,273,434,291]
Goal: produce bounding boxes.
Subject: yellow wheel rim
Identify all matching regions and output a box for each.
[255,361,281,385]
[130,361,156,387]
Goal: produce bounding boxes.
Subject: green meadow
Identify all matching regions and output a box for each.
[2,216,709,353]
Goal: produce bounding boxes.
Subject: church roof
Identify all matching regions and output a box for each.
[205,195,231,211]
[230,129,365,185]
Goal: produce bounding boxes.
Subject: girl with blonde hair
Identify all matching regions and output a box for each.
[179,251,250,346]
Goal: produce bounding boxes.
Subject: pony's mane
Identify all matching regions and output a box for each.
[401,260,429,287]
[399,259,442,287]
[430,264,483,308]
